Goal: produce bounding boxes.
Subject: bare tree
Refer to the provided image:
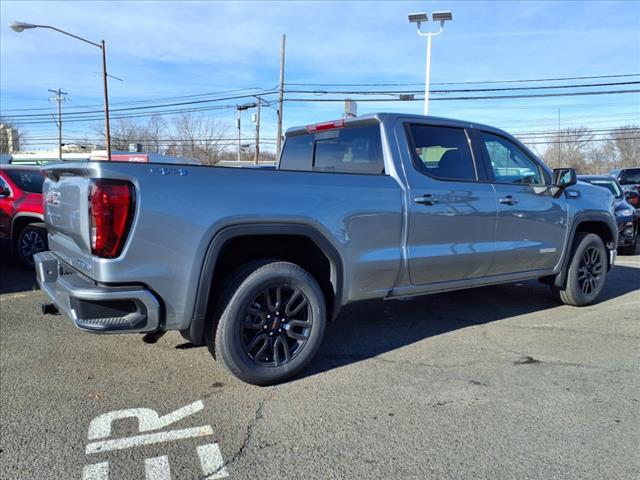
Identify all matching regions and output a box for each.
[542,127,594,173]
[94,118,146,151]
[143,114,167,154]
[172,113,229,165]
[584,140,616,174]
[610,125,640,168]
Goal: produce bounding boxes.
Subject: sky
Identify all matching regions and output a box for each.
[1,0,639,153]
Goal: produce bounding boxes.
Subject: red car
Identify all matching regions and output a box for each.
[0,165,48,267]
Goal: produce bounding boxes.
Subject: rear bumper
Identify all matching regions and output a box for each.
[34,251,160,333]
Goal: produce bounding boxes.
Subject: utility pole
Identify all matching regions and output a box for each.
[254,98,261,165]
[275,34,286,161]
[558,107,562,165]
[236,107,242,162]
[101,40,112,162]
[48,88,68,161]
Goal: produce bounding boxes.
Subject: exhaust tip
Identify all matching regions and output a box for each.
[41,303,59,315]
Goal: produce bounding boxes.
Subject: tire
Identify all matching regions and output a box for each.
[208,260,326,386]
[551,232,607,306]
[16,223,48,269]
[619,225,638,256]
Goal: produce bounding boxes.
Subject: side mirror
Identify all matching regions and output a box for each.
[625,191,639,208]
[552,168,577,188]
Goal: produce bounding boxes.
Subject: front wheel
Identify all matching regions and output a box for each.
[551,232,607,306]
[619,225,638,255]
[16,223,48,269]
[209,261,326,386]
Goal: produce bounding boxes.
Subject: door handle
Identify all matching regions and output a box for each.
[414,194,439,206]
[499,195,518,206]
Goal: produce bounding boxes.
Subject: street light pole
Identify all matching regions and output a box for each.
[9,21,112,161]
[408,11,453,116]
[424,33,433,116]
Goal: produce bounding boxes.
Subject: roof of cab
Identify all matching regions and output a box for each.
[285,112,511,138]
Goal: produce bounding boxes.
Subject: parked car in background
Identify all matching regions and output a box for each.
[579,175,638,255]
[0,165,48,267]
[35,114,618,385]
[608,167,640,194]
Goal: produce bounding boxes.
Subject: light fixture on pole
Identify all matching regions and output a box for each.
[9,21,113,161]
[407,11,453,116]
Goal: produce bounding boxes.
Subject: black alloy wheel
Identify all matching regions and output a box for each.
[240,285,312,367]
[551,232,607,306]
[209,260,327,386]
[577,246,604,296]
[16,223,48,269]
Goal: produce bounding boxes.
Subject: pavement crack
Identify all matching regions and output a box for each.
[202,391,273,478]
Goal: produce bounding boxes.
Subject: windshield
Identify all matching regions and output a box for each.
[619,168,640,185]
[5,170,44,194]
[585,179,623,199]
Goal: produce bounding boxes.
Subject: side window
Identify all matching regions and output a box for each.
[480,132,544,185]
[279,135,313,171]
[312,125,383,174]
[408,125,477,181]
[280,124,384,175]
[0,176,10,195]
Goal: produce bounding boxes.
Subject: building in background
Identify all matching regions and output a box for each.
[0,124,20,153]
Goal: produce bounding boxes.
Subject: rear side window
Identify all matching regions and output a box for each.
[5,170,44,194]
[408,125,477,181]
[280,124,384,174]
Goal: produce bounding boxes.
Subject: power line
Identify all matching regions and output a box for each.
[284,89,640,102]
[286,80,640,95]
[0,86,278,112]
[6,88,638,126]
[286,73,640,87]
[3,73,639,116]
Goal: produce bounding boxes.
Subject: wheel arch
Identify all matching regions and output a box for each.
[11,213,45,251]
[186,223,345,346]
[554,212,617,288]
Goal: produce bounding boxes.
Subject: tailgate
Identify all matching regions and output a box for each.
[42,163,95,273]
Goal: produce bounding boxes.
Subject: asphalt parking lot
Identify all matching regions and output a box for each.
[1,250,639,480]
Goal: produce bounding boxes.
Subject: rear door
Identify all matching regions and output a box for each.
[401,122,498,285]
[476,130,568,275]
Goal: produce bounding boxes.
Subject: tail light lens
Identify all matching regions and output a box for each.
[89,179,135,258]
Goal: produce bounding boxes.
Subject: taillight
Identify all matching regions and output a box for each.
[89,179,135,258]
[305,119,344,133]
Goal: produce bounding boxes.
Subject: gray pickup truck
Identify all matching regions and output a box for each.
[35,113,617,385]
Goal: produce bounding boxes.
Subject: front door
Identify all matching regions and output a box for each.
[403,123,498,285]
[477,130,568,275]
[0,176,12,239]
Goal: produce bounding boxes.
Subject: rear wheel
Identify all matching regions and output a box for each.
[551,232,607,306]
[16,223,48,269]
[208,260,326,386]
